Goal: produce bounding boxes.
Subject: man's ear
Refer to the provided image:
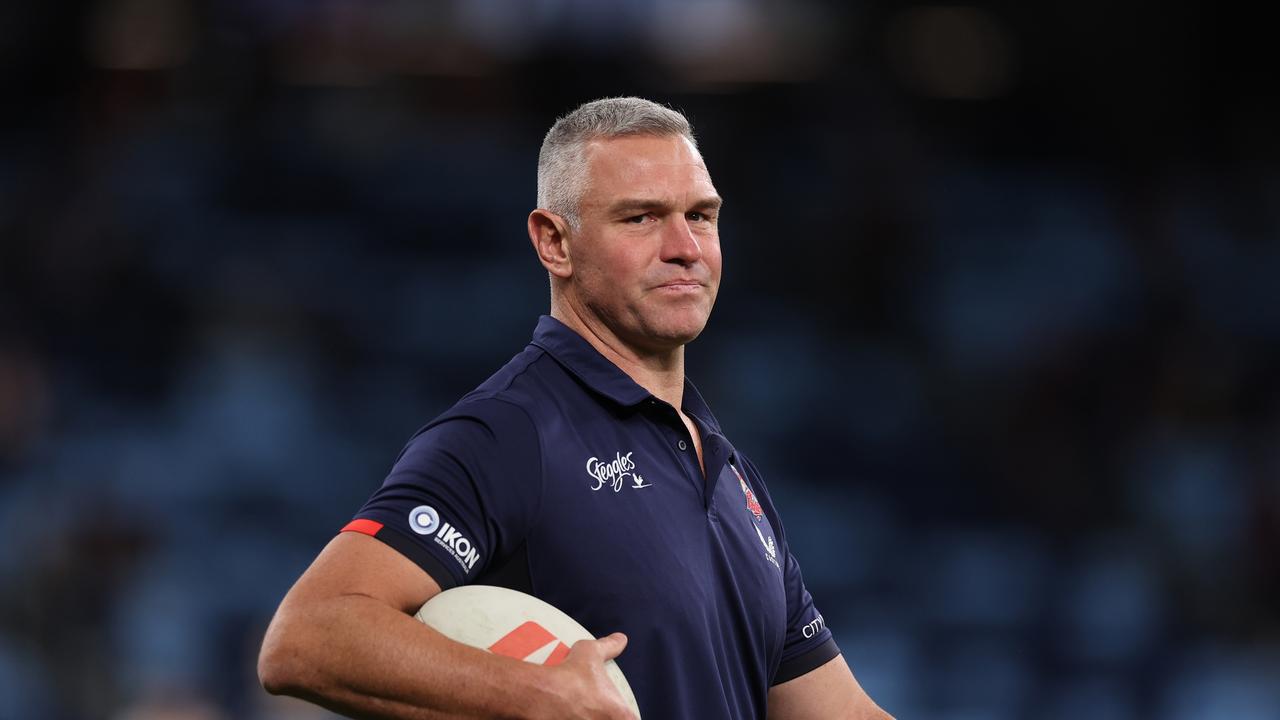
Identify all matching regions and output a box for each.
[528,209,573,279]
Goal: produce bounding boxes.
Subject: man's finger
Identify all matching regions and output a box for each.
[597,632,628,660]
[585,632,628,661]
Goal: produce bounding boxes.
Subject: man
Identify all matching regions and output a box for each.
[259,97,892,719]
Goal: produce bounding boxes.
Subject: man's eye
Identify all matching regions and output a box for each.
[689,212,714,223]
[626,214,648,224]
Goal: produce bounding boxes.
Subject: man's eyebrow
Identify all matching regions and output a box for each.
[607,196,724,214]
[691,196,724,211]
[607,199,666,215]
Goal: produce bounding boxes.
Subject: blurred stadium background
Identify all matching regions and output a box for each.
[2,0,1278,718]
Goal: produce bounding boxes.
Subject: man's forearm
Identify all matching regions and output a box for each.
[259,592,555,720]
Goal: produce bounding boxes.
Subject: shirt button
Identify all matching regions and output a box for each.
[677,439,688,451]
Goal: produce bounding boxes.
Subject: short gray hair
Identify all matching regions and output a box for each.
[537,97,697,229]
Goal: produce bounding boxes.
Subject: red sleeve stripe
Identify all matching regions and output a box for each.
[341,518,384,536]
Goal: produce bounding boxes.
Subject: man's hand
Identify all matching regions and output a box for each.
[260,532,643,719]
[538,633,639,720]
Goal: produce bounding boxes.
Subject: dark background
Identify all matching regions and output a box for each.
[2,1,1278,718]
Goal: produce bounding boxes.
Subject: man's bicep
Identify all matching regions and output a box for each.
[285,531,443,615]
[767,654,893,720]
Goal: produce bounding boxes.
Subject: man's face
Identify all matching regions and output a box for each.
[567,134,723,354]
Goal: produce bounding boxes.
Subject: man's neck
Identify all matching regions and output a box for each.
[550,305,686,411]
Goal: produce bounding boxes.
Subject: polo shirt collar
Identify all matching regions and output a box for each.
[681,376,721,435]
[529,315,722,432]
[531,315,651,406]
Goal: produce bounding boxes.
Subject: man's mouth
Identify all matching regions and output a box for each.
[654,280,704,291]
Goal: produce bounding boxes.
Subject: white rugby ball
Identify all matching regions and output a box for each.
[414,585,640,717]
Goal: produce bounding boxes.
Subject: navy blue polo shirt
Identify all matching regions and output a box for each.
[343,316,839,719]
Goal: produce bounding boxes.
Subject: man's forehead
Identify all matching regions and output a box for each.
[581,134,715,202]
[584,134,708,173]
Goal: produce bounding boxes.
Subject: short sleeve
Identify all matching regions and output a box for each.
[739,455,841,685]
[341,397,542,590]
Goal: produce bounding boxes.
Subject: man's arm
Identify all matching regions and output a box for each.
[258,531,636,720]
[766,654,894,720]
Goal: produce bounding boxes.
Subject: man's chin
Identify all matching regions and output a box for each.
[642,315,711,349]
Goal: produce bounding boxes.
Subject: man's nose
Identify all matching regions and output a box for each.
[661,215,702,265]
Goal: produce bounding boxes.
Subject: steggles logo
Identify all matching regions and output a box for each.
[586,451,651,492]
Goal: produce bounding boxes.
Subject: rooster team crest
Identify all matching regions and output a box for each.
[730,461,764,519]
[730,460,780,568]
